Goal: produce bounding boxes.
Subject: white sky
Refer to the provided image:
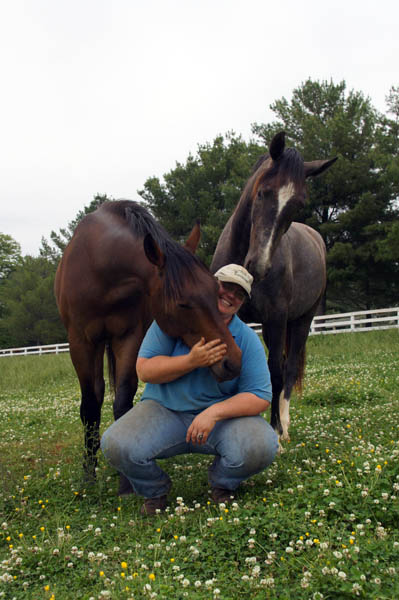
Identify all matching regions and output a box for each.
[1,0,398,256]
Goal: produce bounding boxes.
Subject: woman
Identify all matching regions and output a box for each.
[101,264,278,515]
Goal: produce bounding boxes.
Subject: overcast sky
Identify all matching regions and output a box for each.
[1,0,398,256]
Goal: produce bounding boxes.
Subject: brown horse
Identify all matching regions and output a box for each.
[55,200,242,493]
[211,132,336,440]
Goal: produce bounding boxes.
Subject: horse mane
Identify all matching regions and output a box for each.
[113,200,209,305]
[251,147,305,199]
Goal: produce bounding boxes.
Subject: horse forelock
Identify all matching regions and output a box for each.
[162,243,210,309]
[251,147,305,201]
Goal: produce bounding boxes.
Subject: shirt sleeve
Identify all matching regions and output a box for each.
[236,328,272,401]
[138,321,176,358]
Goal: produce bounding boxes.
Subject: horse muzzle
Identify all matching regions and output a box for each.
[210,354,242,382]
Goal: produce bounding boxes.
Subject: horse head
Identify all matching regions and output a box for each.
[244,131,336,279]
[143,225,242,381]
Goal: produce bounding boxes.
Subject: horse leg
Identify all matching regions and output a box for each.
[69,335,105,483]
[262,320,287,439]
[110,332,144,495]
[281,313,314,440]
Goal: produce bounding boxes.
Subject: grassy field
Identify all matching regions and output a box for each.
[0,329,398,599]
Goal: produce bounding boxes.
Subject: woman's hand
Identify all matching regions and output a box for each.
[186,407,217,445]
[187,337,227,369]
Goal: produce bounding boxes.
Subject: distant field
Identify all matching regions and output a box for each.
[0,329,398,599]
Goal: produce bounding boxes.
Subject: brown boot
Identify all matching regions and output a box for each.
[211,487,234,504]
[140,495,168,516]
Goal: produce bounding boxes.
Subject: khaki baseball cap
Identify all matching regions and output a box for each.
[214,264,253,297]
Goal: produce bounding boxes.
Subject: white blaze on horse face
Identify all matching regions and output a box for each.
[254,181,296,277]
[277,182,296,218]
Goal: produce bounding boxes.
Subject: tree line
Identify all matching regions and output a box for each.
[1,79,398,349]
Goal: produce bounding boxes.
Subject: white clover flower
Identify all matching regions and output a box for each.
[194,581,202,588]
[285,547,293,553]
[213,589,221,596]
[338,571,347,580]
[182,578,190,587]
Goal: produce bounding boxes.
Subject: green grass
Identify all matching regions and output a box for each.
[0,329,399,599]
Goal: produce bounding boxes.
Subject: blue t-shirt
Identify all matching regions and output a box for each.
[138,315,272,413]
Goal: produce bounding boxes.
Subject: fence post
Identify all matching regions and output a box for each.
[351,314,355,331]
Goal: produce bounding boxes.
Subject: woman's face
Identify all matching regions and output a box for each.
[217,281,246,321]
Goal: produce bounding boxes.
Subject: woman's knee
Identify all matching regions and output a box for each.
[100,423,125,468]
[222,417,279,473]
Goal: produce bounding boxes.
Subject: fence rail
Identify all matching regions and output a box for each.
[0,342,70,358]
[1,307,398,358]
[248,306,399,336]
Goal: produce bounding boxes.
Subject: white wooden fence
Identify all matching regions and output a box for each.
[1,307,398,358]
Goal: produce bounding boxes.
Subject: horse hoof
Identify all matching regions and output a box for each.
[118,474,134,496]
[277,439,285,455]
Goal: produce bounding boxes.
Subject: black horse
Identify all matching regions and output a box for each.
[211,132,336,439]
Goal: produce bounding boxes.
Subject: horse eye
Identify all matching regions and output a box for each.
[178,303,192,310]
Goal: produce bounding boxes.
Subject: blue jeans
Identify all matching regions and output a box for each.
[101,399,278,498]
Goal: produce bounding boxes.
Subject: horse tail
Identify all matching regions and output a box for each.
[106,343,116,394]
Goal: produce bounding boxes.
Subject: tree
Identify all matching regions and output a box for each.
[139,133,264,265]
[0,256,67,348]
[0,233,22,281]
[252,79,399,311]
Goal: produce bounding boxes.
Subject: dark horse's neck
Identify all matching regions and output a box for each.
[228,181,253,264]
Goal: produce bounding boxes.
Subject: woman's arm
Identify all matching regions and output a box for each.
[136,337,227,383]
[186,393,270,444]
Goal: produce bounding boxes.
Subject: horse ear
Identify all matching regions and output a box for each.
[184,221,201,254]
[269,131,286,161]
[143,234,165,269]
[304,157,338,178]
